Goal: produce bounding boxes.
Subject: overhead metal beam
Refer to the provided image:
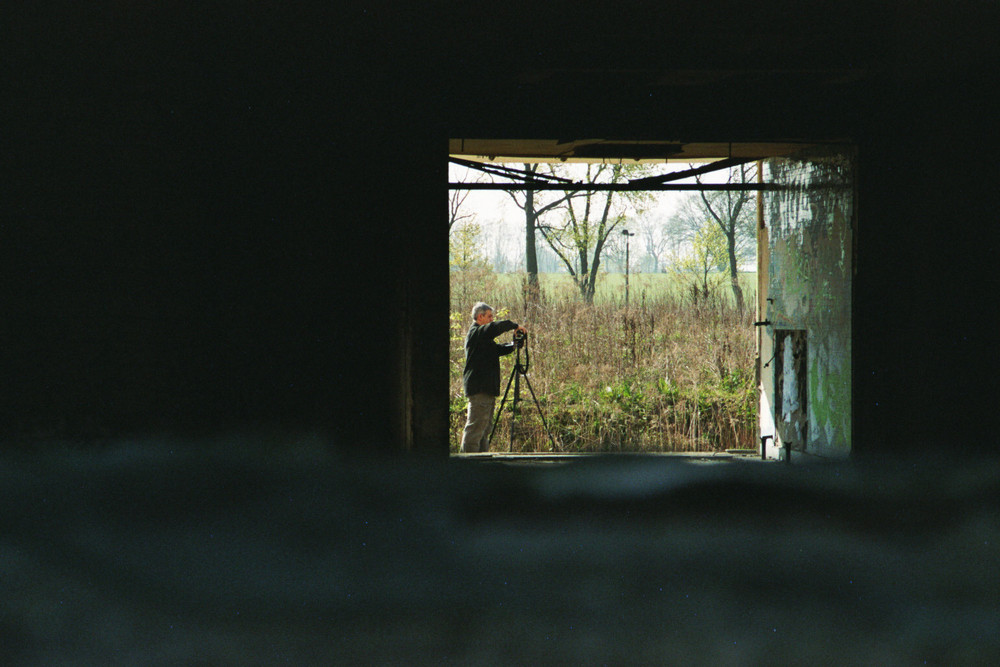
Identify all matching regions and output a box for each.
[449,157,574,184]
[450,155,770,191]
[448,181,784,191]
[627,157,758,186]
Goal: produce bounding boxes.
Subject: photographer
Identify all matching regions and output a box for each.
[460,302,526,453]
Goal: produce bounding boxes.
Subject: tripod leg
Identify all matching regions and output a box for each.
[487,365,519,448]
[511,369,520,451]
[520,374,559,452]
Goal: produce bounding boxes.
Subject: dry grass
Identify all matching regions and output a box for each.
[450,271,757,453]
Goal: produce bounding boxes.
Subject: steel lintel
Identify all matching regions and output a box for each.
[449,157,574,186]
[627,157,758,186]
[449,181,784,191]
[450,155,774,191]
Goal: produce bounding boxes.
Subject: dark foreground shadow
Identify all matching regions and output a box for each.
[3,441,998,664]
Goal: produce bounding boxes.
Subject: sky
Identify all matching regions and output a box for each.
[448,161,726,270]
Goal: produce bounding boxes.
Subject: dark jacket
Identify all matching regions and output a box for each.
[463,319,518,397]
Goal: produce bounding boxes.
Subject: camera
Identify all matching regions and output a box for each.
[513,330,527,348]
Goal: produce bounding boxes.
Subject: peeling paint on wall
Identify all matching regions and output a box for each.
[781,335,800,417]
[762,148,854,459]
[775,329,808,450]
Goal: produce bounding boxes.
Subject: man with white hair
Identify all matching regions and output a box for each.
[460,302,526,453]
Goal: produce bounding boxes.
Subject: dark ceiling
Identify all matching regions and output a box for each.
[438,3,997,154]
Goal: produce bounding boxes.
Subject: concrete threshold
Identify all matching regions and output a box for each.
[453,451,761,465]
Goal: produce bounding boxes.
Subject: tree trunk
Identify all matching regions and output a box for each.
[584,273,597,304]
[523,188,540,298]
[577,247,592,303]
[727,234,745,313]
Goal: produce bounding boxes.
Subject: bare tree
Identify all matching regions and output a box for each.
[694,163,758,312]
[489,217,520,273]
[504,164,580,296]
[448,187,475,233]
[635,211,672,273]
[536,163,652,303]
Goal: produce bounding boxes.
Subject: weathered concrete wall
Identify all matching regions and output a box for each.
[761,149,855,460]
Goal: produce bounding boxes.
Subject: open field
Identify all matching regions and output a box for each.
[483,272,757,307]
[451,271,758,453]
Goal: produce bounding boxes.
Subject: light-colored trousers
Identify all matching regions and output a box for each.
[461,393,496,453]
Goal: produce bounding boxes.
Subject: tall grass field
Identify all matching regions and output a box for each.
[451,270,758,453]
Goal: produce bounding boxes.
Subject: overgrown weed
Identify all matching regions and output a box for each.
[450,272,756,453]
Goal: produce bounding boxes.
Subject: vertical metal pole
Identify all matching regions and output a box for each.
[755,161,769,459]
[622,229,635,307]
[625,235,630,306]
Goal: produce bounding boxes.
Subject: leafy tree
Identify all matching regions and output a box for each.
[449,221,490,271]
[674,220,728,303]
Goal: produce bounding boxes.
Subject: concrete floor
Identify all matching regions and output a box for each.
[457,450,768,466]
[4,443,997,664]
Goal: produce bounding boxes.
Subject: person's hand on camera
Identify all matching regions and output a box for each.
[513,326,527,348]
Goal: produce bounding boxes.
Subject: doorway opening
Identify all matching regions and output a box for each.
[447,140,855,460]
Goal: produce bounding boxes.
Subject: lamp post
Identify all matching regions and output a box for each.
[621,228,635,306]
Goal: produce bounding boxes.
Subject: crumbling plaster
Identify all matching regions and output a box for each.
[763,149,855,459]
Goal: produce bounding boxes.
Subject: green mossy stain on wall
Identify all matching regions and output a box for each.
[764,148,855,458]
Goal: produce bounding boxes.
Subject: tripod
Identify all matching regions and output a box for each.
[488,333,558,451]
